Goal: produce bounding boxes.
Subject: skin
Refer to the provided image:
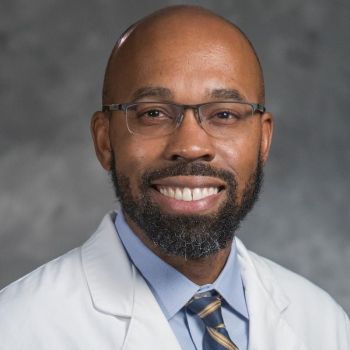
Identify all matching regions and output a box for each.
[91,6,273,285]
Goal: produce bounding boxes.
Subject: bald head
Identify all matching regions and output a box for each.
[102,5,265,106]
[91,5,273,261]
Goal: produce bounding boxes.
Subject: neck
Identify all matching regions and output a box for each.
[124,214,232,285]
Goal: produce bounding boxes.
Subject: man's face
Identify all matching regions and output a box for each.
[92,15,273,258]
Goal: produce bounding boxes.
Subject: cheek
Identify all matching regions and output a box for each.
[111,124,167,192]
[216,122,262,190]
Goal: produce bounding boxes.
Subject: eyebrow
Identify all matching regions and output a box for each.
[131,87,173,101]
[208,88,245,102]
[130,86,245,102]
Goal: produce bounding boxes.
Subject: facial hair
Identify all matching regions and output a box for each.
[109,155,263,259]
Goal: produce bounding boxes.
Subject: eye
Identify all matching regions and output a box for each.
[129,104,175,126]
[142,109,166,118]
[208,109,241,124]
[137,107,171,120]
[213,110,239,120]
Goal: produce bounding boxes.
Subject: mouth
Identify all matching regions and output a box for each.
[155,186,222,201]
[148,176,226,214]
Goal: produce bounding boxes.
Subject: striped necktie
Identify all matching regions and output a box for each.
[187,291,239,350]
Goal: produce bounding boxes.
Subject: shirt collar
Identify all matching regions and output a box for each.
[115,210,248,320]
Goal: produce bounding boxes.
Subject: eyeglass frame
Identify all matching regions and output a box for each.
[102,100,266,136]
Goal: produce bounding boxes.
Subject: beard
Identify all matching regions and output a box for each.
[109,154,263,260]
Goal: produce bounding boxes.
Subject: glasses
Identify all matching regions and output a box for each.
[102,101,266,138]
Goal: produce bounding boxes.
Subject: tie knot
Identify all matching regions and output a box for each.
[187,291,225,329]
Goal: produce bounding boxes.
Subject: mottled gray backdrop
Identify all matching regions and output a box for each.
[1,0,349,314]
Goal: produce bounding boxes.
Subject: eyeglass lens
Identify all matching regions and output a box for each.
[125,102,254,138]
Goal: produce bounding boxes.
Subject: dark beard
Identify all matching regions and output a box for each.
[109,156,263,259]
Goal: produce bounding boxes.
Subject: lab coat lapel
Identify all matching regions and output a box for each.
[81,212,134,317]
[122,269,181,350]
[82,212,181,350]
[236,238,308,350]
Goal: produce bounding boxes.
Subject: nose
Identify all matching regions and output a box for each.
[163,109,216,162]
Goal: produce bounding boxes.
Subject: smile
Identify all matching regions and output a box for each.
[150,176,226,213]
[157,186,220,201]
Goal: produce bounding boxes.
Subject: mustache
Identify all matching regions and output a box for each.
[141,161,236,185]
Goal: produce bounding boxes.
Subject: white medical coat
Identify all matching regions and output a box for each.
[0,212,349,349]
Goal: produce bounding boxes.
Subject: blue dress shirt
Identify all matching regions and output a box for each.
[115,211,249,350]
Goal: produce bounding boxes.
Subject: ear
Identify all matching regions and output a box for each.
[90,111,112,171]
[260,112,274,164]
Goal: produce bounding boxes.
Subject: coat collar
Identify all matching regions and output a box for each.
[236,238,308,350]
[81,212,307,350]
[81,212,181,350]
[81,211,134,317]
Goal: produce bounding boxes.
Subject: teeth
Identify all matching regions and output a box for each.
[202,188,209,197]
[183,188,192,201]
[168,187,175,198]
[175,188,182,200]
[208,187,215,196]
[192,188,202,201]
[158,187,219,201]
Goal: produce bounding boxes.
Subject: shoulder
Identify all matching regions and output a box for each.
[236,238,344,310]
[251,251,331,299]
[249,250,342,312]
[0,213,133,349]
[241,245,350,345]
[0,212,117,315]
[0,246,84,305]
[0,247,89,344]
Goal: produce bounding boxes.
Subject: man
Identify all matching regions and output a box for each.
[0,5,349,350]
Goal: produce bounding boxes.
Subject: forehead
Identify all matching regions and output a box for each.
[107,14,261,103]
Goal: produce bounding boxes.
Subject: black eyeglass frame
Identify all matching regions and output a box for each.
[102,101,266,115]
[102,101,266,137]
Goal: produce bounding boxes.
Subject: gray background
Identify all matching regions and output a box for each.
[1,0,349,314]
